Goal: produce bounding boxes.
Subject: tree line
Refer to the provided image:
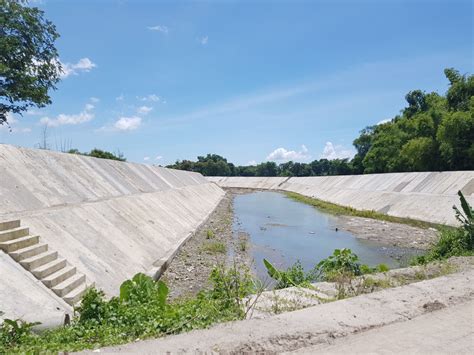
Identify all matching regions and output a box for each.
[168,68,473,176]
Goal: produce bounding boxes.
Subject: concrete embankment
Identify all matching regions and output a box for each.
[208,172,474,226]
[0,144,225,325]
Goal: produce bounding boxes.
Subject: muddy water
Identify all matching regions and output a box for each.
[233,191,422,282]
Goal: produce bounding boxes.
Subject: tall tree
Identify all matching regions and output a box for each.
[0,0,61,125]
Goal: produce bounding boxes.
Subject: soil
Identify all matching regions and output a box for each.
[334,215,439,250]
[161,192,251,300]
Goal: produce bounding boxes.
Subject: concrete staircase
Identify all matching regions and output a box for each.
[0,220,90,305]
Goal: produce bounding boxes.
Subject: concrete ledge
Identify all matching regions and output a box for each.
[90,269,474,353]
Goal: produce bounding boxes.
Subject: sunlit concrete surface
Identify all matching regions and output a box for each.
[0,144,225,325]
[208,172,474,226]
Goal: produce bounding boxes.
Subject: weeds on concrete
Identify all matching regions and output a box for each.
[284,191,443,230]
[0,265,259,353]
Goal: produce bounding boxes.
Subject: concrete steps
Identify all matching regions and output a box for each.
[0,219,90,306]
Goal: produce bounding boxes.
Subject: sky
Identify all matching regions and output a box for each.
[1,0,472,166]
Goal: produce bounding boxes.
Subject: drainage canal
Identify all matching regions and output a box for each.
[233,191,422,282]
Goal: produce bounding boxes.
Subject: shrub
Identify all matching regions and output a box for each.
[315,248,362,281]
[263,259,316,289]
[0,266,255,353]
[414,191,474,264]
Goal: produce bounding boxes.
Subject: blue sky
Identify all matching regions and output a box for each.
[1,0,472,165]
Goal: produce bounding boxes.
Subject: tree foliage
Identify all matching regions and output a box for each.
[355,68,473,173]
[68,148,126,162]
[0,0,61,125]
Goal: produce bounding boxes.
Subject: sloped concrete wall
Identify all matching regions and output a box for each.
[0,145,224,309]
[208,172,474,226]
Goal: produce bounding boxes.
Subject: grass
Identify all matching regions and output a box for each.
[284,191,445,230]
[202,241,226,254]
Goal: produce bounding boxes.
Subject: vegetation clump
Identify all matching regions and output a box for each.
[68,148,126,162]
[0,266,255,353]
[415,191,474,264]
[264,248,389,289]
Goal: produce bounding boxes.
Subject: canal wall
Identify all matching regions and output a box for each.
[0,144,225,325]
[208,172,474,226]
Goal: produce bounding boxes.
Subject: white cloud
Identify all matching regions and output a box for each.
[148,25,169,34]
[377,118,391,125]
[144,156,150,161]
[247,160,257,166]
[61,58,97,78]
[25,109,43,116]
[116,94,125,101]
[40,103,94,127]
[0,113,32,133]
[113,116,142,131]
[139,94,161,102]
[267,145,310,162]
[200,36,208,45]
[90,97,100,103]
[137,105,153,115]
[320,142,355,160]
[155,155,163,161]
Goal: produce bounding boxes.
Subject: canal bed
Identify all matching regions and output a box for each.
[233,191,422,281]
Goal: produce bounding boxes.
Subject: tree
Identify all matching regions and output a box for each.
[0,0,61,125]
[444,68,474,111]
[403,90,427,117]
[437,110,474,170]
[68,148,126,162]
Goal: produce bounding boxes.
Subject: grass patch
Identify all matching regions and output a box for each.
[284,191,443,230]
[206,230,215,239]
[202,241,226,254]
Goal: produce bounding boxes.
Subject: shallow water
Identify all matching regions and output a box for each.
[233,191,422,282]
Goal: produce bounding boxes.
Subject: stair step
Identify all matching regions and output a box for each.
[0,220,20,231]
[53,273,86,297]
[0,227,29,243]
[63,282,93,306]
[32,258,66,279]
[0,235,39,252]
[20,250,57,271]
[10,243,48,262]
[42,266,76,288]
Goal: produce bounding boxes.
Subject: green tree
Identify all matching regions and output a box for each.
[437,110,474,170]
[68,148,126,162]
[399,137,437,171]
[255,161,278,176]
[444,68,474,111]
[0,0,61,125]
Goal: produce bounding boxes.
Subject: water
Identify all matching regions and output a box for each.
[233,191,421,282]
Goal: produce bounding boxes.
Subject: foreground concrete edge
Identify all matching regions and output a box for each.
[86,269,474,353]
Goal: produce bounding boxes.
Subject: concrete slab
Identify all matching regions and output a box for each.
[0,144,225,322]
